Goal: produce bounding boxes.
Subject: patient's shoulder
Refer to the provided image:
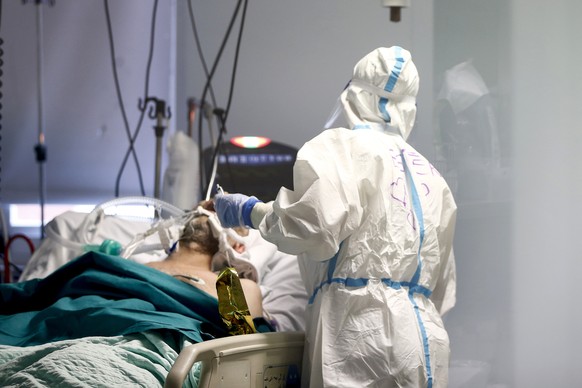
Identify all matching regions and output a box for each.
[240,278,263,318]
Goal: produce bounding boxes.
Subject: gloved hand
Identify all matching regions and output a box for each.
[214,193,262,228]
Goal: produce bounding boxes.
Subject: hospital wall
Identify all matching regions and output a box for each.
[510,1,582,385]
[1,0,175,204]
[173,0,434,157]
[2,1,582,386]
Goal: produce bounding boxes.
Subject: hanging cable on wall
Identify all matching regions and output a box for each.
[223,0,248,125]
[205,0,249,197]
[188,0,249,198]
[186,1,218,112]
[104,0,159,198]
[200,0,244,198]
[189,0,244,198]
[186,0,219,194]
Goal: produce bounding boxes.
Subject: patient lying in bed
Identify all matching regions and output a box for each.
[18,201,308,332]
[0,249,230,386]
[0,215,267,387]
[145,212,263,319]
[1,202,306,386]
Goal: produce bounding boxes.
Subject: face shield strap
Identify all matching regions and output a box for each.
[352,122,402,136]
[349,79,416,104]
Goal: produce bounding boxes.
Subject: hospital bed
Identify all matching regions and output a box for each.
[1,197,307,387]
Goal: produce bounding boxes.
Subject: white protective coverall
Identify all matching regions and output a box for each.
[243,46,456,387]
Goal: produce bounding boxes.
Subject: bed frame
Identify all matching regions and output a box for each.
[165,331,305,388]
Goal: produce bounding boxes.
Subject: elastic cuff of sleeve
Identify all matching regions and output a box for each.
[250,201,273,229]
[241,196,262,228]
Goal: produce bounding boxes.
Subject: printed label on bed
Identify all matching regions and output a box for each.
[263,364,300,388]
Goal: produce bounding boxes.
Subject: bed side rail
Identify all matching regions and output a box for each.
[165,331,305,388]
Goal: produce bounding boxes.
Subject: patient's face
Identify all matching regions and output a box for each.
[180,213,248,255]
[227,227,248,254]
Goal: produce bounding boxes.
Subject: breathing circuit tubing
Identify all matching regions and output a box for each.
[44,196,186,258]
[43,196,247,268]
[3,234,35,283]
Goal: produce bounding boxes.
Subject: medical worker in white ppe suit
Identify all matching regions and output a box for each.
[214,46,457,388]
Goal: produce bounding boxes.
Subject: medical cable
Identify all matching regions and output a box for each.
[187,0,219,192]
[205,0,249,197]
[186,1,218,111]
[203,0,248,198]
[105,0,159,197]
[194,0,244,199]
[104,0,145,196]
[223,0,248,124]
[204,109,228,201]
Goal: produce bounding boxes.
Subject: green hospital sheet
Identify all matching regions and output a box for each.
[0,252,229,347]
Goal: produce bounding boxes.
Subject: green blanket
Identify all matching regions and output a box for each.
[0,252,229,347]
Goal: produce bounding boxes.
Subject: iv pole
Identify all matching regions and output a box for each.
[28,0,55,239]
[138,97,171,199]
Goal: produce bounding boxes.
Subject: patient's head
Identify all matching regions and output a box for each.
[176,212,257,282]
[178,214,248,254]
[178,214,219,255]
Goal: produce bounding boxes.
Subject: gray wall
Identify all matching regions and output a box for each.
[511,0,582,385]
[174,0,434,154]
[2,0,174,204]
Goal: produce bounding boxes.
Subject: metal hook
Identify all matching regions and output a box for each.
[138,97,172,120]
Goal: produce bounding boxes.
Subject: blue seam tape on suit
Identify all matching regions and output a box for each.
[307,148,433,387]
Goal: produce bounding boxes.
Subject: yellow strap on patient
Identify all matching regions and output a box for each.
[216,267,257,335]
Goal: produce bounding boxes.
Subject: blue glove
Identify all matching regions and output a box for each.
[214,193,262,228]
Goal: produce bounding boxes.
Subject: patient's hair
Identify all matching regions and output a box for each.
[177,212,258,282]
[178,215,219,255]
